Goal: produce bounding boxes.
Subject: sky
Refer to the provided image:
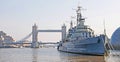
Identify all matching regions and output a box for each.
[0,0,120,42]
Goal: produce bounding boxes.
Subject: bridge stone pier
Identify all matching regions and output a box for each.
[31,24,66,48]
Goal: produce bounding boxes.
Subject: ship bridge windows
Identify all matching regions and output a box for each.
[69,30,95,40]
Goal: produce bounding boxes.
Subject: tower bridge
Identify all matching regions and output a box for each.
[31,24,66,48]
[3,24,66,48]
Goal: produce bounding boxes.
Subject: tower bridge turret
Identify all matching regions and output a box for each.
[62,24,66,41]
[31,23,39,48]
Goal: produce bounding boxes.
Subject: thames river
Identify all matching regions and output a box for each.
[0,48,105,62]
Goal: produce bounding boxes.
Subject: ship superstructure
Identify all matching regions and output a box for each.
[67,6,94,41]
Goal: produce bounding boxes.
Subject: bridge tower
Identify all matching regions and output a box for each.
[31,24,39,48]
[62,24,66,41]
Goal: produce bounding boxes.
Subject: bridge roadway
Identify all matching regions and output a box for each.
[37,30,62,32]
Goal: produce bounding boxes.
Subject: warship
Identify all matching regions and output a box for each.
[57,6,106,55]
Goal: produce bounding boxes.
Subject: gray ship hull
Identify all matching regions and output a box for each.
[57,35,105,55]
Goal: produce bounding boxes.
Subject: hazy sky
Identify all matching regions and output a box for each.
[0,0,120,42]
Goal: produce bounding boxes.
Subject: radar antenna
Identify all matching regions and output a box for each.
[76,5,85,26]
[103,19,106,35]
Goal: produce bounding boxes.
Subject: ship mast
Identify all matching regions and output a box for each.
[70,16,74,29]
[76,6,85,26]
[103,19,106,36]
[70,21,73,29]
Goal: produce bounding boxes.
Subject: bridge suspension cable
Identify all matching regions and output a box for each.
[16,32,32,43]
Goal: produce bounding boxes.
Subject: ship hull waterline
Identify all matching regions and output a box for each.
[57,35,105,56]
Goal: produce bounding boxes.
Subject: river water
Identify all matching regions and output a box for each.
[0,48,107,62]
